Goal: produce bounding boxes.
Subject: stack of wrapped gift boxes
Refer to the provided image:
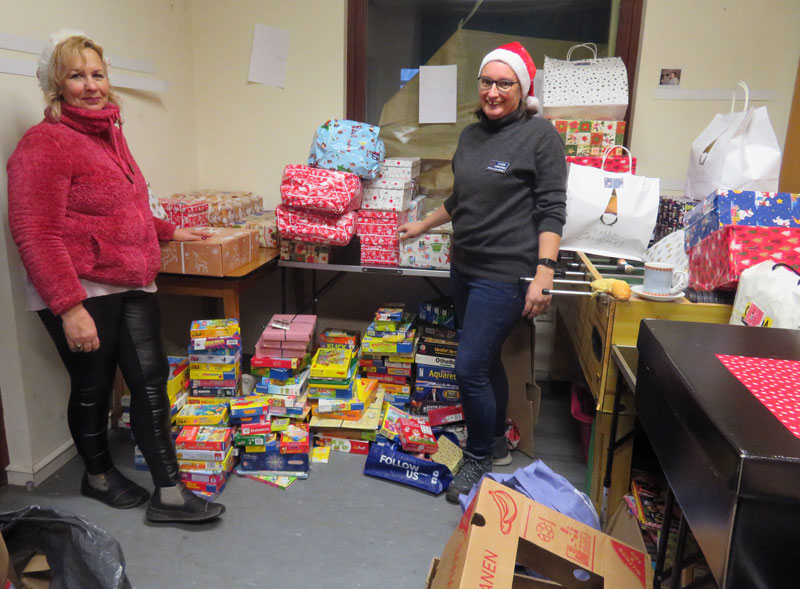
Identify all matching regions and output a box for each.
[360,304,417,410]
[277,119,387,261]
[358,157,422,266]
[160,190,263,227]
[683,189,800,291]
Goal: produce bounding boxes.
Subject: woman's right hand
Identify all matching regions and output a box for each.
[397,221,426,241]
[61,303,100,353]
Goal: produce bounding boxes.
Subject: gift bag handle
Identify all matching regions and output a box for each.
[730,81,750,113]
[601,145,633,174]
[772,262,800,285]
[566,43,598,61]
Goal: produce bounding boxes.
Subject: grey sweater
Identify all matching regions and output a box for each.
[444,111,567,283]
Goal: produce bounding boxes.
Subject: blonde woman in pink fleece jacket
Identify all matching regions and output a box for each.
[7,30,223,524]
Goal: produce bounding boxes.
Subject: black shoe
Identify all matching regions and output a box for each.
[146,483,226,523]
[445,451,493,504]
[493,434,512,466]
[80,468,150,509]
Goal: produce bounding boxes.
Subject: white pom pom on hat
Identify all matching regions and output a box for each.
[479,41,539,112]
[37,29,89,94]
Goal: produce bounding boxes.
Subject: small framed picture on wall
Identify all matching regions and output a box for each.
[659,68,682,86]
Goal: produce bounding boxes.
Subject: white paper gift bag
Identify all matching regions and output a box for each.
[542,43,629,121]
[729,261,800,329]
[561,147,659,260]
[685,82,782,201]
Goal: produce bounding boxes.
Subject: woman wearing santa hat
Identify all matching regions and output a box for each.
[7,30,224,523]
[398,42,567,503]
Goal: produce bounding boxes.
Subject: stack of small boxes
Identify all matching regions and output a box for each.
[234,314,317,480]
[186,319,243,399]
[413,301,463,429]
[160,191,264,227]
[360,304,417,410]
[174,425,235,498]
[358,157,422,266]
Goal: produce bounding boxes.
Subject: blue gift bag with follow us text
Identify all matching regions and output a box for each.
[363,443,453,494]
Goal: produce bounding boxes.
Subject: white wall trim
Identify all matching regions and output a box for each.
[5,439,76,487]
[654,87,776,101]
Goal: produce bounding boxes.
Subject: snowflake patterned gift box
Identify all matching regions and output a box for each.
[276,204,357,246]
[687,226,800,290]
[683,190,800,250]
[375,156,421,182]
[550,119,626,156]
[160,227,260,276]
[360,179,415,211]
[280,164,362,215]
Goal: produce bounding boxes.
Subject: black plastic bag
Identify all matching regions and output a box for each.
[0,505,132,589]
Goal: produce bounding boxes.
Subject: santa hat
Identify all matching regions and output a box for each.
[479,42,539,112]
[37,29,89,94]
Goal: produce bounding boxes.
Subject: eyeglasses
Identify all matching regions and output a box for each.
[477,76,519,93]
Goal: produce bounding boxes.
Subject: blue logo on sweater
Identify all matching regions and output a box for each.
[487,160,510,173]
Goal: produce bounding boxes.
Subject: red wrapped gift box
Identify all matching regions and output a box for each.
[276,204,357,246]
[566,155,637,174]
[280,164,362,215]
[688,226,800,290]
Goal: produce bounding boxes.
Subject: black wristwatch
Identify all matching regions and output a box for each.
[537,257,558,270]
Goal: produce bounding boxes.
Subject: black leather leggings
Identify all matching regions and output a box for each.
[39,290,179,486]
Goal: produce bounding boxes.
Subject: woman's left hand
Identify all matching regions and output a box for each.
[522,272,553,319]
[172,227,211,241]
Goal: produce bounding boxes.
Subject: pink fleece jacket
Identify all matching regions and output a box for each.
[7,102,176,315]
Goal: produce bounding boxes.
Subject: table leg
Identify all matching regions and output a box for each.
[654,488,676,588]
[669,515,690,589]
[222,286,240,319]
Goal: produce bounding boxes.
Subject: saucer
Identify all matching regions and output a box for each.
[631,285,685,302]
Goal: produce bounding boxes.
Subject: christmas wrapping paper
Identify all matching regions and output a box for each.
[160,227,259,276]
[566,155,636,174]
[400,232,451,269]
[307,119,385,180]
[683,190,800,250]
[163,191,263,227]
[360,179,415,211]
[231,211,279,248]
[361,245,400,266]
[652,197,696,244]
[687,226,800,290]
[279,240,331,263]
[717,354,800,439]
[276,204,357,246]
[280,164,362,215]
[550,119,626,156]
[158,199,209,228]
[375,156,421,182]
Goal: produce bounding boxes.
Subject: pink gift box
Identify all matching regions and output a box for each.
[361,245,400,266]
[259,314,317,343]
[359,233,399,247]
[254,345,308,359]
[356,221,396,237]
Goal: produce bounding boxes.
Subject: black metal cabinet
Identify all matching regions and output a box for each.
[635,320,800,588]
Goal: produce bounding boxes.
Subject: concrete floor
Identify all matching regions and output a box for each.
[0,382,586,588]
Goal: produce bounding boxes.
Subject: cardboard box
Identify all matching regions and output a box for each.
[427,478,652,588]
[160,227,259,276]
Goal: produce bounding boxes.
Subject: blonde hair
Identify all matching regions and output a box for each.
[41,35,120,120]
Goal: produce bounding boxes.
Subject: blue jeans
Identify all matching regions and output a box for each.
[450,268,527,457]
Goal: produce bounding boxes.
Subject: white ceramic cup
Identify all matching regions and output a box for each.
[643,262,687,295]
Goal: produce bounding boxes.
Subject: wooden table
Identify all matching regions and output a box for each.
[156,248,279,318]
[552,251,732,513]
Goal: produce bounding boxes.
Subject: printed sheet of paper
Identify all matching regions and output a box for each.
[717,354,800,438]
[419,65,457,124]
[248,24,289,88]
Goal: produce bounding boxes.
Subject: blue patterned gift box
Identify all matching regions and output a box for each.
[683,189,800,250]
[308,119,386,180]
